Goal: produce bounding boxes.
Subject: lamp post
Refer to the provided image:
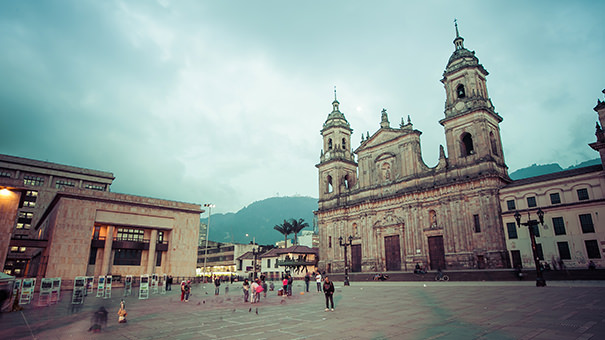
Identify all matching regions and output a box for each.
[251,247,259,280]
[514,208,546,287]
[203,204,215,281]
[339,235,353,286]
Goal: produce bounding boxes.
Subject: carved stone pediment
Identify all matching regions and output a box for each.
[373,212,404,229]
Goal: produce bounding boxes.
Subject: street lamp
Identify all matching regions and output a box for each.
[339,235,353,286]
[251,247,259,280]
[514,207,546,287]
[203,204,215,281]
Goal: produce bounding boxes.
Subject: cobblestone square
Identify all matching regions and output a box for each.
[1,280,604,340]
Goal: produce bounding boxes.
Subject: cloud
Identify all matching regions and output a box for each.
[1,1,604,213]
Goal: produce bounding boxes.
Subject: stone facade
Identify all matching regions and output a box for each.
[36,189,202,279]
[316,28,511,273]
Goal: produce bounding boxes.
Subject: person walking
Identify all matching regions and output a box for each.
[242,279,250,302]
[214,277,221,295]
[323,276,335,311]
[315,272,322,292]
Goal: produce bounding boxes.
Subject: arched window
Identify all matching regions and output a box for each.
[490,132,499,156]
[461,133,474,156]
[344,174,353,189]
[457,84,466,99]
[328,139,333,150]
[342,138,346,151]
[327,175,333,193]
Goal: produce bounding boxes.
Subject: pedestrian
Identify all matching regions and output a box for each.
[180,281,186,301]
[269,281,275,291]
[88,306,108,332]
[287,274,293,296]
[304,273,310,292]
[323,276,335,311]
[184,280,191,302]
[282,276,288,296]
[214,277,221,295]
[167,275,172,291]
[242,279,250,302]
[316,272,322,292]
[117,299,127,323]
[255,278,264,302]
[588,260,596,270]
[262,279,267,298]
[250,279,259,303]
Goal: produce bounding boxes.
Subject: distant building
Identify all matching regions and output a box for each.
[297,230,319,248]
[197,241,257,277]
[0,154,202,279]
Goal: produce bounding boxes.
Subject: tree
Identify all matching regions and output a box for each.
[290,218,309,245]
[274,219,293,248]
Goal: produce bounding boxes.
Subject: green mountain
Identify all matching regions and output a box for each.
[509,158,601,180]
[202,196,318,245]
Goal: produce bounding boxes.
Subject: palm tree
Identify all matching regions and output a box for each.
[290,218,309,245]
[274,219,293,248]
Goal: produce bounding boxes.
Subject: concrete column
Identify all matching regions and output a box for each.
[101,226,114,275]
[147,229,158,274]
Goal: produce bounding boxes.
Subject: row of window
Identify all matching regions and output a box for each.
[518,240,601,261]
[506,189,590,211]
[88,248,163,266]
[506,214,595,239]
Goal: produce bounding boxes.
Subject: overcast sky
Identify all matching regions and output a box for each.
[1,1,603,214]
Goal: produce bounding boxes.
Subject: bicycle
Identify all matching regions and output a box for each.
[434,273,449,281]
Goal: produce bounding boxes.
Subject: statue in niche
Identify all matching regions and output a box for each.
[429,210,438,229]
[381,162,391,181]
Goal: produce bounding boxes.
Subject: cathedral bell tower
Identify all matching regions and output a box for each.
[439,21,507,176]
[317,90,357,205]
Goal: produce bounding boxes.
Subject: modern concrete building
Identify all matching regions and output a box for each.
[0,154,203,279]
[1,154,115,276]
[316,26,510,273]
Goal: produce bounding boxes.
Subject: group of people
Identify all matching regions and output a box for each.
[242,277,267,303]
[180,280,191,302]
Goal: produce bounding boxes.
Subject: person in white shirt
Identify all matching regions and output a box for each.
[315,272,322,292]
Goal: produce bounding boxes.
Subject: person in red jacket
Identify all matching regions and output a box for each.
[323,276,335,311]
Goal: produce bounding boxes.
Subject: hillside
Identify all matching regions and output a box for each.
[509,158,601,180]
[202,196,318,245]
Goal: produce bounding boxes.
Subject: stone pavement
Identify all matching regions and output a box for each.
[1,280,605,340]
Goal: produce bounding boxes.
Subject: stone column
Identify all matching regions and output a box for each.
[101,226,114,275]
[147,229,158,274]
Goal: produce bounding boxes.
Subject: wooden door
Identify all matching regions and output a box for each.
[427,236,446,270]
[350,244,362,272]
[511,250,522,269]
[384,235,401,271]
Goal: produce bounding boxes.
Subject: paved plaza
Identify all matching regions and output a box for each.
[1,280,604,340]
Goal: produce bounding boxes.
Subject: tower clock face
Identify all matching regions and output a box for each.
[455,101,465,111]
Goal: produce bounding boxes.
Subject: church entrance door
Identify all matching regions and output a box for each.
[351,244,362,272]
[428,236,446,270]
[384,235,401,271]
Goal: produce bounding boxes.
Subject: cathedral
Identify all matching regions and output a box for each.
[315,25,512,272]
